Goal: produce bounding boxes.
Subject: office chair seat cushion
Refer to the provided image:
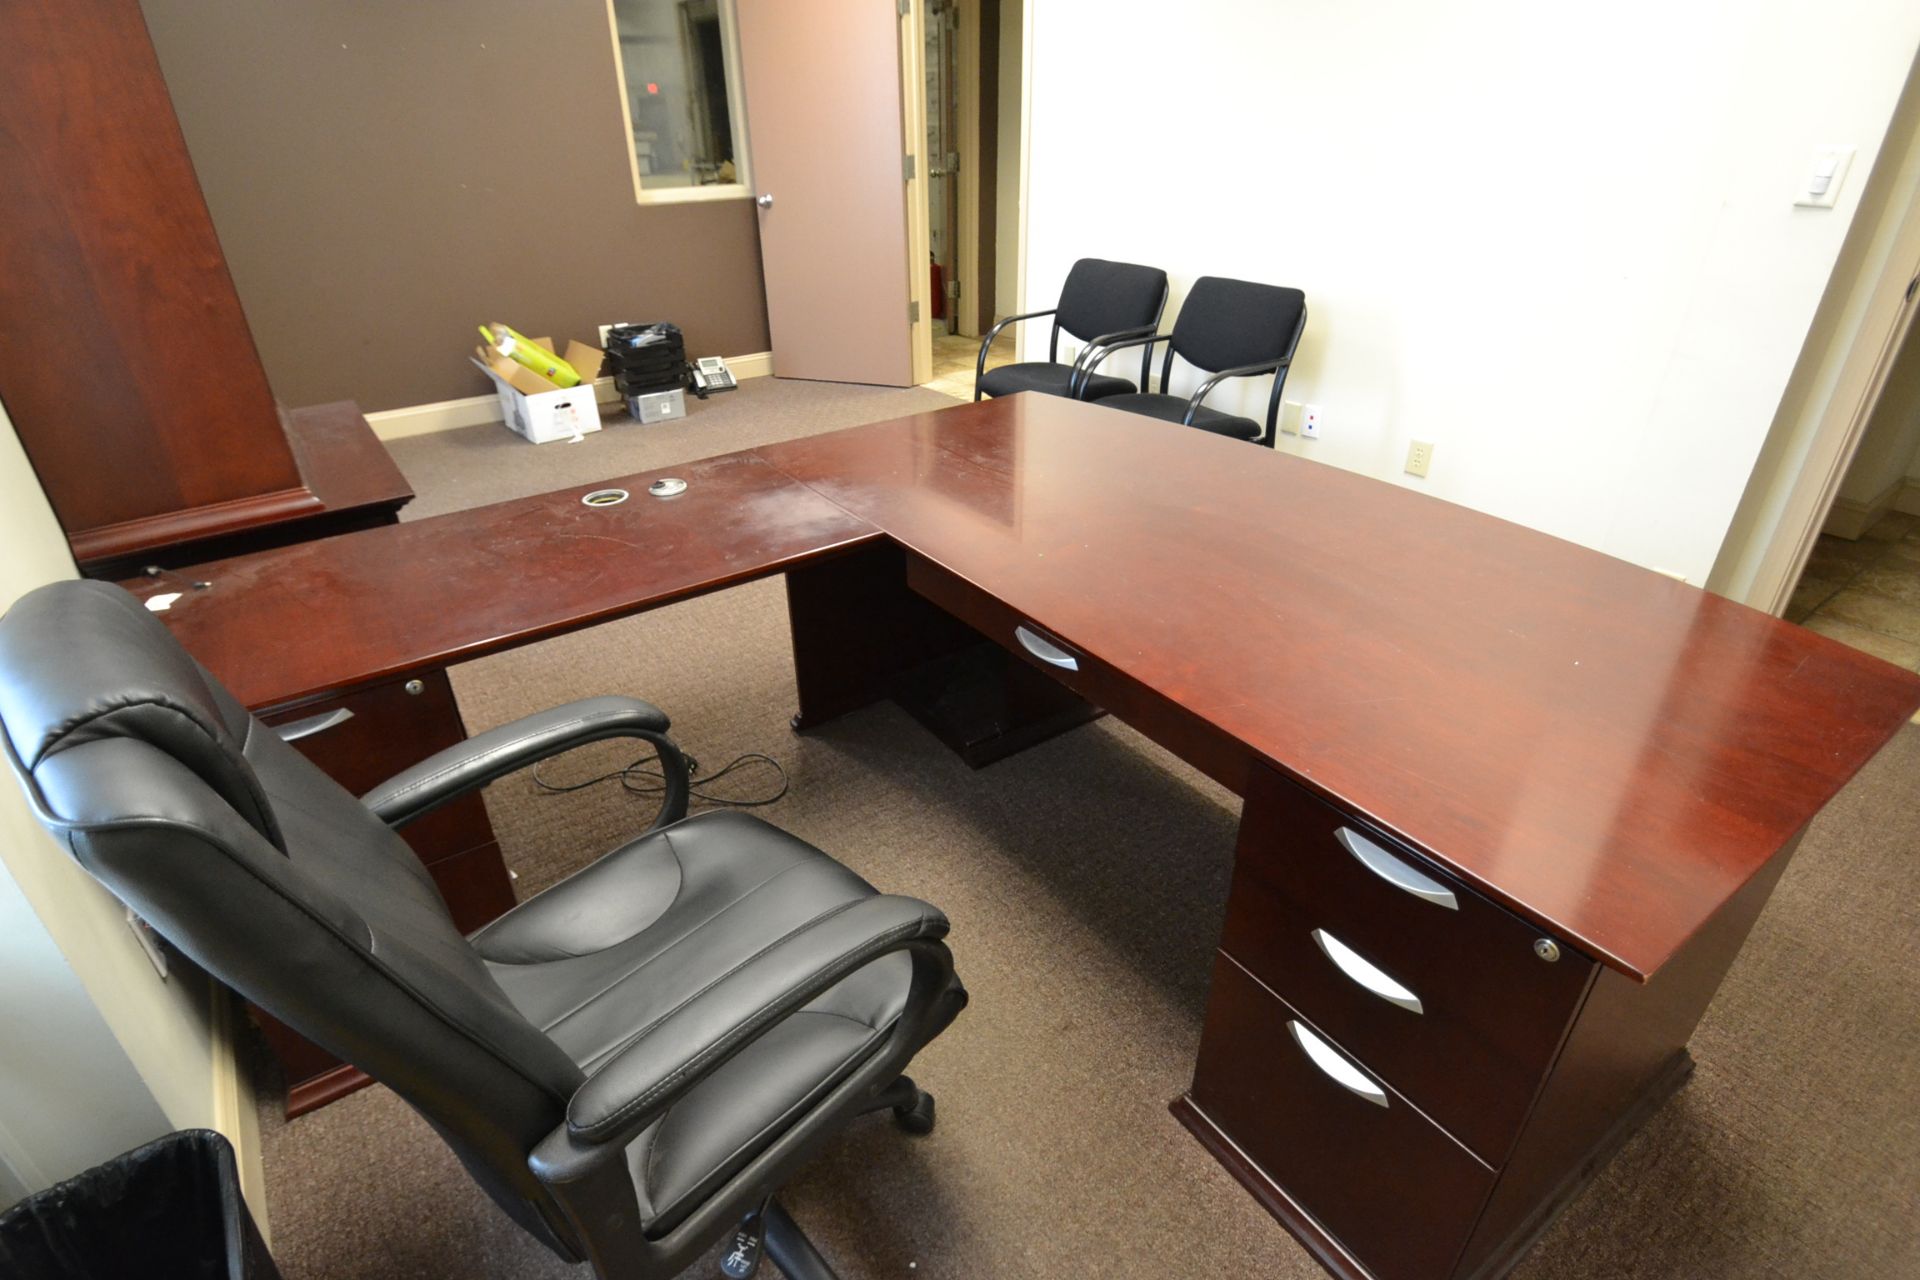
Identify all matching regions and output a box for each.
[472,810,910,1235]
[978,361,1135,401]
[1097,392,1263,441]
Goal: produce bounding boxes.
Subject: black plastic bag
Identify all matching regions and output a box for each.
[0,1130,278,1279]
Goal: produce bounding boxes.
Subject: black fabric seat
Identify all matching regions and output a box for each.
[974,257,1167,403]
[1082,276,1307,447]
[977,361,1136,402]
[0,581,967,1280]
[1092,392,1263,440]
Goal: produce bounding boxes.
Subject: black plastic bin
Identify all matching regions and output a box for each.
[0,1129,279,1280]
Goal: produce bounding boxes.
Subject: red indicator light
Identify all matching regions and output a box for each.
[647,82,659,94]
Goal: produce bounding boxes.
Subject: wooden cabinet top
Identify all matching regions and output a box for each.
[131,395,1920,982]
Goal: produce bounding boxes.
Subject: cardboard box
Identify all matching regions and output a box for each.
[472,337,605,444]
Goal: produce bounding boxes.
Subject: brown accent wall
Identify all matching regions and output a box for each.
[139,0,770,413]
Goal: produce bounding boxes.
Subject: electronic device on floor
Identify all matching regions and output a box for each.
[692,355,738,398]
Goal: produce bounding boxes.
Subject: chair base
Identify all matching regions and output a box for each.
[722,1078,936,1280]
[762,1202,836,1280]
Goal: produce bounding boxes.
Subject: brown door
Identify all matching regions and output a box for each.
[736,0,915,386]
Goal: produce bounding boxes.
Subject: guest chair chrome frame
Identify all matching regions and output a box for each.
[973,258,1168,402]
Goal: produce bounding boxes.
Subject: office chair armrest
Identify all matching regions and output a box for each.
[360,695,687,829]
[1065,324,1161,396]
[1183,358,1288,425]
[1072,331,1169,397]
[977,308,1056,379]
[557,894,951,1148]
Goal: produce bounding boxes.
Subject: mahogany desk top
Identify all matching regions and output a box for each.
[129,394,1920,984]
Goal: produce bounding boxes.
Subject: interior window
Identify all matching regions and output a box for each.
[609,0,749,200]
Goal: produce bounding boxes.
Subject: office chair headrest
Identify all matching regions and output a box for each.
[0,579,285,850]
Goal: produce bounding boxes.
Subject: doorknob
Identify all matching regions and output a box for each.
[756,193,774,209]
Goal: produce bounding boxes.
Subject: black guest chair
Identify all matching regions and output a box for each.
[975,257,1167,402]
[1087,276,1307,446]
[0,581,967,1280]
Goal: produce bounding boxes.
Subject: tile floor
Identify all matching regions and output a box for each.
[1789,511,1920,684]
[921,329,1014,400]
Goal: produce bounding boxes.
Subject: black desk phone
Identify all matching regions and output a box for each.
[691,356,737,398]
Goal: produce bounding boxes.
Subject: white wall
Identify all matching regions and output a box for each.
[1025,0,1920,584]
[0,401,257,1209]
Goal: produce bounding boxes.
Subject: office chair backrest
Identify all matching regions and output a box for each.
[1167,276,1308,375]
[1052,257,1168,355]
[0,581,586,1255]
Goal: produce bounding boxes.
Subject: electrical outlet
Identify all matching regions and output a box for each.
[1279,401,1303,436]
[1301,405,1323,439]
[1404,440,1434,478]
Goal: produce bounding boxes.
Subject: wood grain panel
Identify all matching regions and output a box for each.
[1188,954,1497,1280]
[0,0,300,534]
[1222,764,1594,1162]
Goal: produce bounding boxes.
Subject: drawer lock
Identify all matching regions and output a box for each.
[1533,938,1561,963]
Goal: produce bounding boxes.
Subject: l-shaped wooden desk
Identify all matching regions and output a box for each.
[129,394,1920,1280]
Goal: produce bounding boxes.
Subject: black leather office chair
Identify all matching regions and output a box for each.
[974,257,1167,402]
[1088,276,1307,446]
[0,581,967,1280]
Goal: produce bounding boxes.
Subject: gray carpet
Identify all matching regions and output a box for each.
[253,378,1920,1279]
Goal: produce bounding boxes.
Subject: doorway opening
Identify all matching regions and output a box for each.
[911,0,1023,401]
[1783,310,1920,672]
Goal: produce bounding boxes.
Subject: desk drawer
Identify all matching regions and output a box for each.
[261,671,495,867]
[1190,954,1495,1280]
[1222,765,1592,1162]
[904,554,1250,794]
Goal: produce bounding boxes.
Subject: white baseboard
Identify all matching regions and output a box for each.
[210,988,269,1245]
[366,351,774,442]
[1823,475,1920,539]
[1895,478,1920,519]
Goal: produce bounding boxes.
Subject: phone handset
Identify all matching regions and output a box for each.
[690,356,737,398]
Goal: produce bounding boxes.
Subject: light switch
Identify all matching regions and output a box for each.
[1794,146,1854,209]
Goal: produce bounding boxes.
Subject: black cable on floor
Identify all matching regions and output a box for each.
[530,747,790,810]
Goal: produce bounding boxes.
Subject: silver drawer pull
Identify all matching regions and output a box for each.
[275,707,354,743]
[1312,928,1423,1014]
[1014,624,1079,671]
[1288,1020,1388,1108]
[1336,826,1458,911]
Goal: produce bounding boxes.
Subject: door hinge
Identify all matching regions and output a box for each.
[903,153,916,181]
[946,150,960,173]
[898,0,910,16]
[909,300,921,324]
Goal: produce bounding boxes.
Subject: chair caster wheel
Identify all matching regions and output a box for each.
[893,1089,936,1135]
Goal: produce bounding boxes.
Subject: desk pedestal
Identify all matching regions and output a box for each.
[1177,766,1795,1280]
